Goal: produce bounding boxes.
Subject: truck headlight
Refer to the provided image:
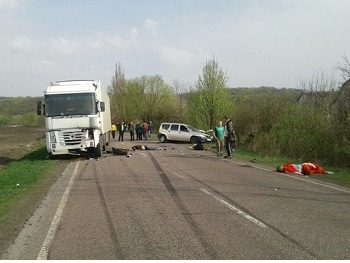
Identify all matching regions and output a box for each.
[50,131,57,143]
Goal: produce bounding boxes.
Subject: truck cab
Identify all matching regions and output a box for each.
[37,80,111,157]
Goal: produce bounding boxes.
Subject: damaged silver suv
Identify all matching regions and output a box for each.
[158,122,211,144]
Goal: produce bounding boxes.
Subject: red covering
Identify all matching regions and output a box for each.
[282,163,299,173]
[282,162,325,175]
[301,162,325,175]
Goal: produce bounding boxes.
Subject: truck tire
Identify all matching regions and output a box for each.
[94,135,104,157]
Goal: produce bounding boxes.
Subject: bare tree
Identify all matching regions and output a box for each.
[296,69,336,117]
[171,79,190,122]
[336,53,350,81]
[108,63,127,122]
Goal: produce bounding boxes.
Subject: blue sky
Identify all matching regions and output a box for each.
[1,0,350,97]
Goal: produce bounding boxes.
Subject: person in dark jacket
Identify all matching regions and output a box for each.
[129,121,135,141]
[223,116,236,158]
[136,123,143,140]
[118,121,125,141]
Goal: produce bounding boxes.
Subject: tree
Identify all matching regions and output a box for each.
[19,112,43,126]
[171,79,191,122]
[0,114,13,126]
[126,75,176,125]
[336,53,350,81]
[187,56,233,129]
[108,63,128,123]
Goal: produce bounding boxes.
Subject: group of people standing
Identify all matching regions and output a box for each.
[111,121,153,142]
[212,116,237,158]
[112,117,237,158]
[210,116,331,175]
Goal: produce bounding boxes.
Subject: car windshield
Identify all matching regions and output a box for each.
[187,125,199,132]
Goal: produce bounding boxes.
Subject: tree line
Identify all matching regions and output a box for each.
[0,96,45,126]
[108,56,350,167]
[1,55,349,167]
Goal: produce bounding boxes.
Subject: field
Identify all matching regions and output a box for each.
[0,126,68,256]
[0,126,46,170]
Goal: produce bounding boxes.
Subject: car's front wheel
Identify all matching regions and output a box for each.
[159,134,167,143]
[190,136,198,144]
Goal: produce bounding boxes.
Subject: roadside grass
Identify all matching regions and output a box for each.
[200,140,349,188]
[0,140,55,218]
[0,139,69,255]
[231,147,350,188]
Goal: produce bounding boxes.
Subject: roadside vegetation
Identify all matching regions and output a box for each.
[1,54,349,182]
[0,140,55,217]
[108,55,350,170]
[230,147,350,188]
[0,135,69,255]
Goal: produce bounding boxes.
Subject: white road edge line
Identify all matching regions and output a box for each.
[281,172,350,194]
[37,161,80,260]
[200,188,267,229]
[139,152,148,157]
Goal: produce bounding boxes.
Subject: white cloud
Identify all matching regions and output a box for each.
[129,28,138,47]
[144,18,158,37]
[12,36,33,51]
[0,0,28,10]
[49,37,79,54]
[160,46,192,66]
[40,60,57,66]
[106,36,123,49]
[1,1,350,97]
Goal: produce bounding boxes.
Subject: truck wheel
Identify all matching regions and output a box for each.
[94,136,104,157]
[190,136,198,144]
[94,143,102,157]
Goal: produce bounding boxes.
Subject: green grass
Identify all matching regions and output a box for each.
[0,141,55,217]
[232,147,350,188]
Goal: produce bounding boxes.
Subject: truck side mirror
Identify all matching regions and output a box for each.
[37,101,46,115]
[37,101,42,115]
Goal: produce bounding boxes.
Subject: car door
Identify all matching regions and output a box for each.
[178,124,191,142]
[168,124,179,141]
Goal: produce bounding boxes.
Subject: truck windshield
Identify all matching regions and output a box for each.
[45,93,97,117]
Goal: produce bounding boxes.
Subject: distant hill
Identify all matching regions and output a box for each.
[0,96,43,116]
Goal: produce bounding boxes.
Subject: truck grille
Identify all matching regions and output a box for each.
[60,131,84,145]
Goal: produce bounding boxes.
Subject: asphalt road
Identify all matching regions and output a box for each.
[3,136,350,260]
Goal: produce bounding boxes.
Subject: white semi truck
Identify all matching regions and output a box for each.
[37,80,111,157]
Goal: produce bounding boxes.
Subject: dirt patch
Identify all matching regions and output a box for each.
[0,126,46,169]
[0,126,69,256]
